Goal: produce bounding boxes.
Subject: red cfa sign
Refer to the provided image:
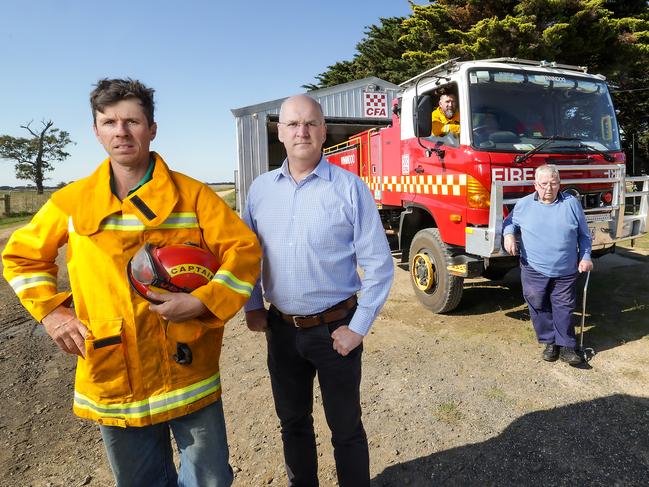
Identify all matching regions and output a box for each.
[363,92,388,118]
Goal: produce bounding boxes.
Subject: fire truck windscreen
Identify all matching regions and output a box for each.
[467,68,620,153]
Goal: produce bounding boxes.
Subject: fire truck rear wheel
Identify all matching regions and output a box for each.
[409,228,464,313]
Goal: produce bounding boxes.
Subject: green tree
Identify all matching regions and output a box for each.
[399,0,649,72]
[310,1,648,86]
[0,120,74,193]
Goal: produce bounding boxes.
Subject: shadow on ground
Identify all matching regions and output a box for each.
[394,261,526,315]
[372,394,649,487]
[454,251,649,352]
[500,252,649,354]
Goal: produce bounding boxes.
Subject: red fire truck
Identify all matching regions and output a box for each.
[324,58,649,313]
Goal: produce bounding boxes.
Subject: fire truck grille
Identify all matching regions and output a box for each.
[585,213,612,223]
[504,190,611,211]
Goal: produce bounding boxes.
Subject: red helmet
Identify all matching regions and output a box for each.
[127,243,219,303]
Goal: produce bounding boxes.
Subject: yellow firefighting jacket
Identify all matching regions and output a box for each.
[431,107,460,137]
[2,153,261,427]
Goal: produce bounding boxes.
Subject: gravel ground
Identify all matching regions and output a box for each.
[1,226,648,486]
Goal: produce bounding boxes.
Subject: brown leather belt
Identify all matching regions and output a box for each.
[272,295,357,329]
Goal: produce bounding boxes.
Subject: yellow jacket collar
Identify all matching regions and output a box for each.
[52,152,179,235]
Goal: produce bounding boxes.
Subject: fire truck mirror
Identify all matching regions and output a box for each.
[392,98,402,118]
[413,94,433,138]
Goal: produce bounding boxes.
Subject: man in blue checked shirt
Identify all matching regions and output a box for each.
[503,164,593,366]
[243,94,394,487]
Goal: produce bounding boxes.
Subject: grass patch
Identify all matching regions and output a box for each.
[221,191,236,210]
[485,387,508,402]
[618,232,649,251]
[435,402,463,424]
[209,184,235,192]
[0,213,32,229]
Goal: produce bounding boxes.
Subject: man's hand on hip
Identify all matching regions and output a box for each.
[331,325,363,356]
[42,305,88,358]
[147,291,208,322]
[245,309,268,332]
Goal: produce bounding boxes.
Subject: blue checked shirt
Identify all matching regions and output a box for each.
[243,157,394,336]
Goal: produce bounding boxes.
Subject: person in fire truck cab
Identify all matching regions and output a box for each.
[243,94,394,487]
[502,164,593,366]
[431,91,460,137]
[2,78,262,487]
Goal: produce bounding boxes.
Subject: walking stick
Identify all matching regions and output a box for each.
[578,271,593,362]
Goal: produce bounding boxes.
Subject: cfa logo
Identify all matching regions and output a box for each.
[365,107,387,117]
[492,167,535,181]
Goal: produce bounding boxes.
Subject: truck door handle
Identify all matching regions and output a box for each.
[414,166,425,174]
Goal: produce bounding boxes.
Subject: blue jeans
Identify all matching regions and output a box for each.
[99,399,233,487]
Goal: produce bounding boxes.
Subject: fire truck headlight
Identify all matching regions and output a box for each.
[467,176,490,209]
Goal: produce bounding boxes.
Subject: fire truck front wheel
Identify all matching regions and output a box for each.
[409,228,464,313]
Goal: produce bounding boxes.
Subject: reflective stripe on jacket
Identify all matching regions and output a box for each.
[2,152,261,427]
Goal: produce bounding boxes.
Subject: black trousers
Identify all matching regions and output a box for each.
[266,306,369,487]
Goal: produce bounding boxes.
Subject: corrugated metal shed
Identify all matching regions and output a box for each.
[231,76,401,210]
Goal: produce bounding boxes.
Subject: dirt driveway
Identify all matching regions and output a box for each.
[1,224,648,486]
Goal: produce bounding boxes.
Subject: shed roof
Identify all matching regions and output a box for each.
[231,76,401,117]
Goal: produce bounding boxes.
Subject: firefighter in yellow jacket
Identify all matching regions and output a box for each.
[2,79,261,487]
[431,92,460,137]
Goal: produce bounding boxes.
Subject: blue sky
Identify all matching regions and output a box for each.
[0,0,414,186]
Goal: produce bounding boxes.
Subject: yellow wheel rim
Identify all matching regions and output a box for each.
[411,252,435,292]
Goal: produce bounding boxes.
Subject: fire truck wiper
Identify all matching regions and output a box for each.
[577,142,616,162]
[514,135,582,164]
